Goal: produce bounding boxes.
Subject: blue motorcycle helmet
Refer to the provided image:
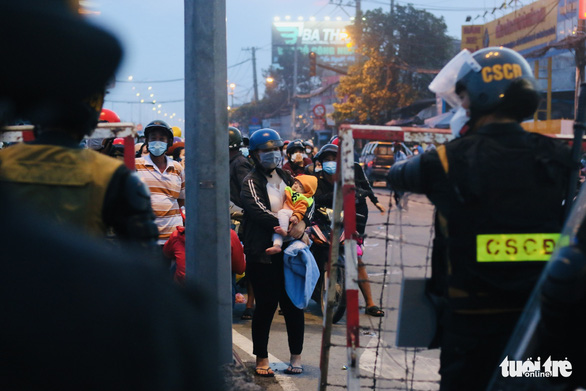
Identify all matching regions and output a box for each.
[249,128,284,151]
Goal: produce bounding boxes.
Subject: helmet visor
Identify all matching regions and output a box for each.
[429,49,481,108]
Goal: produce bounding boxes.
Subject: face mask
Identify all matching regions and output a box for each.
[148,141,168,157]
[305,148,312,155]
[322,161,337,175]
[449,107,470,139]
[240,147,249,157]
[291,152,303,163]
[259,151,282,170]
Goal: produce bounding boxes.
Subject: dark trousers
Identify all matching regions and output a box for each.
[356,202,369,236]
[246,257,305,359]
[439,310,521,391]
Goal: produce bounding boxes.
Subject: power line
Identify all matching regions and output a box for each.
[106,98,185,104]
[228,58,250,69]
[115,78,184,84]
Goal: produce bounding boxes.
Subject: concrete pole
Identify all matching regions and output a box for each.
[252,47,259,102]
[291,41,298,136]
[575,19,586,119]
[184,1,232,389]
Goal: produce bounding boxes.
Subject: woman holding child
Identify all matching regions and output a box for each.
[240,128,314,377]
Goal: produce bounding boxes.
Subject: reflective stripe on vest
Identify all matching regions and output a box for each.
[477,233,560,262]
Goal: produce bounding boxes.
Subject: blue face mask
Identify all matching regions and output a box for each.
[322,161,337,175]
[148,141,168,157]
[258,150,282,170]
[240,147,249,157]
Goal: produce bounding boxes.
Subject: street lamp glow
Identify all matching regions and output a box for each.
[266,77,274,83]
[336,16,342,21]
[309,16,316,21]
[274,16,280,21]
[140,99,144,103]
[136,93,140,96]
[148,86,152,90]
[128,75,133,81]
[229,83,236,89]
[158,104,162,108]
[152,107,156,111]
[284,15,291,20]
[324,16,330,21]
[297,16,303,21]
[158,110,161,114]
[150,94,154,97]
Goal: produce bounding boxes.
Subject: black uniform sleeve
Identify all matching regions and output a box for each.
[240,171,280,230]
[354,163,379,204]
[102,166,160,244]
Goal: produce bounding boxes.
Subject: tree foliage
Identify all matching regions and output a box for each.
[333,6,456,125]
[229,49,316,131]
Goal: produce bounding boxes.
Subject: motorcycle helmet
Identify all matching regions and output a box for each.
[286,139,305,156]
[228,126,243,149]
[144,120,173,148]
[314,143,338,162]
[248,128,283,151]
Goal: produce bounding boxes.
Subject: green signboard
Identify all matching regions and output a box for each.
[272,20,356,66]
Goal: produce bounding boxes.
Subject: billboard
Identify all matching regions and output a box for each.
[482,0,558,52]
[461,25,483,52]
[272,20,356,66]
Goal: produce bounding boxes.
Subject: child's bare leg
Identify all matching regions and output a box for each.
[274,226,287,237]
[266,232,283,254]
[265,244,282,255]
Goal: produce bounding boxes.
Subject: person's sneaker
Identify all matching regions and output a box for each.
[241,307,254,320]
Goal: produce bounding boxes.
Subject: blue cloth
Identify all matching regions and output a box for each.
[283,240,320,309]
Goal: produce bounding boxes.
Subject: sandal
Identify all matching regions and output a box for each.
[284,365,303,375]
[241,308,254,320]
[365,306,385,317]
[255,367,275,377]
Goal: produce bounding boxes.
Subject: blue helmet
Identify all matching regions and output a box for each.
[249,128,284,151]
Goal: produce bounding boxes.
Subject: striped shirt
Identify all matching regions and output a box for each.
[136,154,185,245]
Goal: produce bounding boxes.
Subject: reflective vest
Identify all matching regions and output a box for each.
[434,125,571,312]
[0,143,123,236]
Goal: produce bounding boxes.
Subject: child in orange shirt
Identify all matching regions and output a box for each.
[266,175,318,255]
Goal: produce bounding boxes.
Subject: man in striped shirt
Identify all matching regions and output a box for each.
[136,120,186,245]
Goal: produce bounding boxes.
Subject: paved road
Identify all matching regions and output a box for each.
[232,189,441,391]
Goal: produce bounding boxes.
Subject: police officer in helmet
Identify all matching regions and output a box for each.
[388,47,573,390]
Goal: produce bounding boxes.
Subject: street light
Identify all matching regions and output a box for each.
[266,77,274,84]
[229,83,236,107]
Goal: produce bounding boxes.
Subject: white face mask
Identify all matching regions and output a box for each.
[449,107,470,139]
[291,152,303,163]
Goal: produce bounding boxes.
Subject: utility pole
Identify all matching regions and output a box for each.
[291,40,298,136]
[243,47,260,102]
[391,0,394,15]
[252,47,259,102]
[355,0,362,48]
[575,19,586,119]
[185,1,231,390]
